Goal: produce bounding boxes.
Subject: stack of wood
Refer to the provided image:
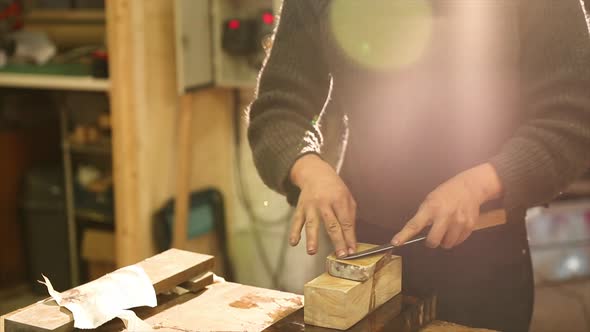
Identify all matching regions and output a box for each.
[304,243,403,330]
[1,249,215,331]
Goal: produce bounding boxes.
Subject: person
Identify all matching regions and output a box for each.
[247,0,590,331]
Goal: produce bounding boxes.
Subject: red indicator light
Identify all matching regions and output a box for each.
[262,12,274,25]
[228,19,240,30]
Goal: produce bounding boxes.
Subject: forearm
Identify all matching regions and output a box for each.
[247,0,330,195]
[489,0,590,211]
[461,163,503,204]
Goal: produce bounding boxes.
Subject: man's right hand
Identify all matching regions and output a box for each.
[289,154,357,258]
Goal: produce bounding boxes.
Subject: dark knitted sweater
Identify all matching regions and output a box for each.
[247,0,590,230]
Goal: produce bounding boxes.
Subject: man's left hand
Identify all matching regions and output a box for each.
[392,163,503,249]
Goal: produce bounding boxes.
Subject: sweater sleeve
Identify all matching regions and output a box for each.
[489,0,590,212]
[247,0,331,198]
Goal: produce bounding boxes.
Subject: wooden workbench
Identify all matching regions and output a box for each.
[1,280,496,332]
[97,282,496,332]
[1,248,496,332]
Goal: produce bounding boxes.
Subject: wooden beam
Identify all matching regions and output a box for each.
[25,10,105,23]
[106,0,141,267]
[138,249,213,294]
[3,249,213,332]
[173,93,194,249]
[107,0,179,266]
[179,271,214,293]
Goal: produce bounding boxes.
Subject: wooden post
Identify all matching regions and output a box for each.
[106,0,179,266]
[107,0,238,268]
[173,93,194,249]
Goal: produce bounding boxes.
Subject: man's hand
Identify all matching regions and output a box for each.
[290,154,357,258]
[392,163,503,249]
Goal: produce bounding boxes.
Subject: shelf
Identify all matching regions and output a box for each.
[0,73,109,92]
[75,209,113,224]
[64,141,112,155]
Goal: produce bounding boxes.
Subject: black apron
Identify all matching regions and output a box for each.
[322,1,535,330]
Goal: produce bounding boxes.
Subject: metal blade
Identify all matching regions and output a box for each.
[341,236,427,260]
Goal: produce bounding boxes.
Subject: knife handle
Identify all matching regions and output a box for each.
[474,209,507,231]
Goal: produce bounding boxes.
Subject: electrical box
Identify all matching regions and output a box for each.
[175,0,279,90]
[212,0,276,88]
[174,0,213,93]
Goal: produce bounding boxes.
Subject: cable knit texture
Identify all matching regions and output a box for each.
[489,0,590,211]
[248,0,590,214]
[247,0,328,192]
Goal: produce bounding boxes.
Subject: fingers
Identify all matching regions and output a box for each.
[289,206,305,246]
[441,219,462,249]
[455,212,476,246]
[425,216,449,248]
[441,212,475,249]
[333,198,357,255]
[455,227,473,247]
[304,207,320,255]
[321,205,349,258]
[392,207,430,246]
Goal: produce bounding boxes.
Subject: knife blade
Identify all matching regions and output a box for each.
[340,235,426,260]
[340,208,507,260]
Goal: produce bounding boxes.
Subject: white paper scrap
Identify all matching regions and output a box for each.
[39,265,157,330]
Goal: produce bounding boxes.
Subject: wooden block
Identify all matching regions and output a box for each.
[304,273,372,330]
[3,249,213,332]
[373,255,402,307]
[326,243,390,281]
[263,295,403,332]
[304,255,402,330]
[179,271,214,293]
[136,248,214,294]
[3,300,73,332]
[265,294,437,332]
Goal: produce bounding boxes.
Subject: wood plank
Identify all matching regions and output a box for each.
[326,243,390,282]
[24,24,105,49]
[304,254,401,330]
[136,249,214,294]
[1,300,62,332]
[173,93,194,250]
[106,0,143,267]
[0,74,109,91]
[107,0,182,267]
[129,282,303,331]
[4,300,73,332]
[3,249,213,332]
[179,271,214,293]
[25,10,105,23]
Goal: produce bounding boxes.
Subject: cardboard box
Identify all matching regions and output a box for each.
[81,229,115,280]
